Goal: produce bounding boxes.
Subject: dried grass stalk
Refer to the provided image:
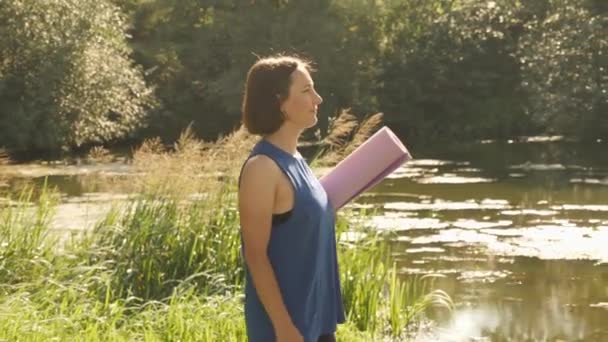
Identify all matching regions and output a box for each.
[126,124,257,197]
[314,110,384,167]
[0,149,8,165]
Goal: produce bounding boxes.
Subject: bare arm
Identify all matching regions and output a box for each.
[239,156,298,335]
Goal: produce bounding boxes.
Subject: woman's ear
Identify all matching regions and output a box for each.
[276,94,286,117]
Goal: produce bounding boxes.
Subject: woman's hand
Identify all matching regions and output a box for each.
[275,321,303,342]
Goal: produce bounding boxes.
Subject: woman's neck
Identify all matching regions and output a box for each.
[264,125,302,157]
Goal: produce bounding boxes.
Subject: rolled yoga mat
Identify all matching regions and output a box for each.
[320,126,412,210]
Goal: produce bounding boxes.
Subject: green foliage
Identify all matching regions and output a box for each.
[0,183,448,340]
[377,0,606,142]
[88,191,243,302]
[2,0,605,151]
[0,0,154,152]
[379,0,532,141]
[518,0,608,139]
[127,0,386,140]
[0,184,56,287]
[0,287,248,341]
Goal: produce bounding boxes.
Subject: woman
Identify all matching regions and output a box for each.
[238,55,345,342]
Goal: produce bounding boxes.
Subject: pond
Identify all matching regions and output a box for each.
[361,137,608,341]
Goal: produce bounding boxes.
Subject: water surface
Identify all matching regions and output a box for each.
[361,138,608,341]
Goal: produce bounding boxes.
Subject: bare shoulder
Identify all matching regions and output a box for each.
[241,155,280,180]
[239,155,279,218]
[240,154,280,189]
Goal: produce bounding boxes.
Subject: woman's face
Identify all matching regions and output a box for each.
[280,67,323,130]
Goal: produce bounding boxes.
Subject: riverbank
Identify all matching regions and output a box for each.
[0,125,451,341]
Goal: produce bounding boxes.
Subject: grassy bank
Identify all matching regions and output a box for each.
[0,118,451,341]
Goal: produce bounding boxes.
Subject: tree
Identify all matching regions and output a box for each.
[518,0,608,139]
[0,0,154,153]
[379,0,533,142]
[124,0,386,141]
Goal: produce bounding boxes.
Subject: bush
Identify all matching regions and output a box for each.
[0,0,154,152]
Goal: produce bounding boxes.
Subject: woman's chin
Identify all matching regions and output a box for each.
[307,116,318,128]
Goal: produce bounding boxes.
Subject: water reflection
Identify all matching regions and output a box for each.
[384,200,511,211]
[424,260,608,341]
[571,178,608,186]
[417,175,496,184]
[358,140,608,340]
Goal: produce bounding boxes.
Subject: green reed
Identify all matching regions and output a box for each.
[0,182,56,287]
[336,210,453,338]
[85,188,243,302]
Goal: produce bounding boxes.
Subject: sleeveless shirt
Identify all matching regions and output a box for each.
[240,139,345,342]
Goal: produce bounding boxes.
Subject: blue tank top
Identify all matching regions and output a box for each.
[239,139,345,342]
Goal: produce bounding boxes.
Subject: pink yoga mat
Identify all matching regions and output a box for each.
[320,126,412,210]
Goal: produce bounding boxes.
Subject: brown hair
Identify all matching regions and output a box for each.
[241,55,312,135]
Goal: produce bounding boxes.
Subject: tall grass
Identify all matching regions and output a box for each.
[0,286,247,341]
[387,269,453,338]
[86,190,243,302]
[336,210,453,338]
[0,116,452,340]
[0,183,56,288]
